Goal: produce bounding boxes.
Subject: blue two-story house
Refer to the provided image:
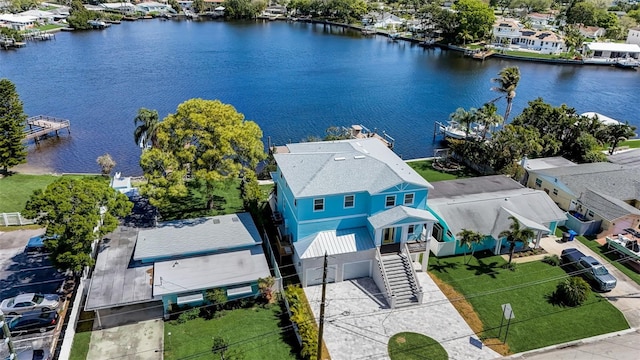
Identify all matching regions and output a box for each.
[272,138,437,307]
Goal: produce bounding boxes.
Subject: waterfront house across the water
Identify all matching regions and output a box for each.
[492,18,564,54]
[627,27,640,46]
[585,42,640,60]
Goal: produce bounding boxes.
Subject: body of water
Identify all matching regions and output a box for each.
[1,20,638,175]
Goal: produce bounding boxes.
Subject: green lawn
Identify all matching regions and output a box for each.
[35,24,64,31]
[164,305,300,360]
[388,332,448,360]
[0,174,106,213]
[619,139,640,148]
[429,253,628,354]
[501,50,559,59]
[0,174,61,213]
[69,310,95,360]
[407,160,474,182]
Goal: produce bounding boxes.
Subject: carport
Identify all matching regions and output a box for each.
[85,226,161,328]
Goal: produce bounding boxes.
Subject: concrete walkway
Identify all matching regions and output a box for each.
[304,273,500,360]
[87,319,164,360]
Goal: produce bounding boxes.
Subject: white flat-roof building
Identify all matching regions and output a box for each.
[627,27,640,46]
[0,14,36,30]
[585,42,640,59]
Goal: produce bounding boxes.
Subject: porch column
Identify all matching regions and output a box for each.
[95,309,102,329]
[421,228,430,272]
[535,230,543,249]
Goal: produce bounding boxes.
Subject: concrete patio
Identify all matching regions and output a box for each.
[304,272,501,360]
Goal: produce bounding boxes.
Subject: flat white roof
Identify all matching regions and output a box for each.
[581,112,623,126]
[586,42,640,53]
[152,246,270,296]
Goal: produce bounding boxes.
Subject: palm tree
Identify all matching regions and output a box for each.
[498,216,535,265]
[449,107,477,138]
[490,66,520,122]
[476,103,504,139]
[603,122,637,155]
[133,108,160,149]
[457,229,485,264]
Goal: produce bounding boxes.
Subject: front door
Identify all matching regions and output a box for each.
[382,227,396,245]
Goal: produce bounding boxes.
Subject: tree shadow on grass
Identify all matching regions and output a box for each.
[465,258,500,278]
[429,260,459,274]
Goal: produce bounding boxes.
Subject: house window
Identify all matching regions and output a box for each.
[404,193,414,206]
[314,198,324,211]
[553,189,558,196]
[294,200,297,207]
[587,210,594,218]
[344,195,355,209]
[408,225,415,235]
[535,178,542,187]
[385,195,395,207]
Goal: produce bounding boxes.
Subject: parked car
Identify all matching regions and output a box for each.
[25,234,58,253]
[0,293,60,315]
[0,311,58,337]
[4,348,51,360]
[561,248,617,291]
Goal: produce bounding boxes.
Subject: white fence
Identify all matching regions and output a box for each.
[0,212,36,226]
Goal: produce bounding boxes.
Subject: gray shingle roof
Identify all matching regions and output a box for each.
[133,212,261,261]
[522,156,577,171]
[274,138,432,198]
[429,175,523,199]
[578,189,640,221]
[607,149,640,168]
[429,181,566,239]
[536,163,640,201]
[367,206,437,229]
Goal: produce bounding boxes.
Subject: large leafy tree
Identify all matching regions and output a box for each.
[23,177,133,274]
[67,0,96,30]
[490,66,520,122]
[140,99,266,210]
[453,0,495,43]
[498,216,535,265]
[224,0,266,19]
[133,108,160,149]
[0,78,28,175]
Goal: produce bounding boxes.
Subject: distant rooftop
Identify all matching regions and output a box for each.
[429,175,523,199]
[522,157,577,172]
[133,212,261,262]
[608,148,640,167]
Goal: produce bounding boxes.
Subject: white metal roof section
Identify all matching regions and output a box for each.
[368,206,437,229]
[134,212,261,261]
[152,246,270,297]
[521,157,577,172]
[294,227,375,259]
[274,138,432,198]
[586,42,640,53]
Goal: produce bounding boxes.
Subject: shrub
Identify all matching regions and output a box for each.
[285,285,318,360]
[175,307,200,324]
[554,276,591,306]
[502,262,518,271]
[542,254,561,266]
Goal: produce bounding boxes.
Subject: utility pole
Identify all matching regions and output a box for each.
[0,309,16,360]
[316,252,328,360]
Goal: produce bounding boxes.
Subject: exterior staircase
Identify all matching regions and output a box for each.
[380,252,420,307]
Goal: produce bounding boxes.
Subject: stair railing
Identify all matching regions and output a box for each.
[402,242,424,304]
[376,247,396,308]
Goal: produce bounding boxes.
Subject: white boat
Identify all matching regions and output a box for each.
[439,121,481,140]
[581,112,623,126]
[616,58,639,69]
[606,233,640,268]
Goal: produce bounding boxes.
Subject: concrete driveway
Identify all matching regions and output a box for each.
[304,273,500,360]
[535,236,640,329]
[87,303,164,360]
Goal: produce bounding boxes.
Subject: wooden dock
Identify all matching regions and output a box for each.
[25,115,71,143]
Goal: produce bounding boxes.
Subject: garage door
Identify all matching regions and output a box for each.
[343,260,371,281]
[306,265,337,286]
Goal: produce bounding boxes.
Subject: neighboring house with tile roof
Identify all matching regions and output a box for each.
[578,25,606,39]
[427,176,566,257]
[272,138,436,307]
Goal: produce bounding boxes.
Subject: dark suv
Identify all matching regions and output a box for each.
[1,311,58,337]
